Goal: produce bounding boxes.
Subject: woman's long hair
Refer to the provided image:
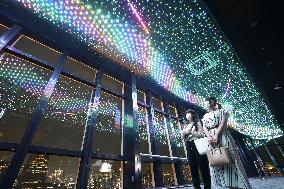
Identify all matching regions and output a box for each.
[186,109,201,128]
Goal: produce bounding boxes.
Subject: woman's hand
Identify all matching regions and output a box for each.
[208,136,214,144]
[212,133,219,145]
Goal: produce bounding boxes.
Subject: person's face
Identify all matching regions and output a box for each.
[185,112,192,121]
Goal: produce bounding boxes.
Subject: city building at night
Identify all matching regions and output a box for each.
[0,0,283,188]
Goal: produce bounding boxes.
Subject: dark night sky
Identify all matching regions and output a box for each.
[204,0,284,128]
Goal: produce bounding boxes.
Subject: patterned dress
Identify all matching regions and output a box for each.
[202,109,251,189]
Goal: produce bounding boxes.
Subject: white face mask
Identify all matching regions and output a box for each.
[204,101,210,110]
[186,113,192,120]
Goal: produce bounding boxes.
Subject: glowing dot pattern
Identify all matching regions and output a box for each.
[9,0,282,139]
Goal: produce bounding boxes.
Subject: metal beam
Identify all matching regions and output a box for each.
[0,50,68,189]
[0,24,21,51]
[147,93,163,187]
[77,69,103,189]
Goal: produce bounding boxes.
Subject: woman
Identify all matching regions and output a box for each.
[202,97,251,189]
[181,109,211,189]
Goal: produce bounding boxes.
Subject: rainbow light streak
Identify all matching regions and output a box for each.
[126,0,150,34]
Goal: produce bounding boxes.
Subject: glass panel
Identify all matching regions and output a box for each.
[269,145,284,176]
[12,35,62,66]
[101,74,124,95]
[161,164,176,187]
[93,92,123,155]
[0,53,52,143]
[137,90,146,103]
[258,147,274,167]
[138,106,150,154]
[64,57,97,82]
[152,97,163,110]
[0,151,14,182]
[0,24,9,36]
[88,159,122,189]
[171,119,186,157]
[277,137,284,146]
[14,153,80,188]
[257,146,279,175]
[182,164,192,184]
[154,112,170,156]
[32,75,93,150]
[141,163,154,189]
[169,105,177,117]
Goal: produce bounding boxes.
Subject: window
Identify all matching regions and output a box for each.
[154,112,170,156]
[0,24,9,36]
[12,35,62,66]
[152,97,163,110]
[161,164,176,187]
[137,90,146,103]
[141,163,154,188]
[169,105,177,117]
[171,119,186,158]
[31,75,93,150]
[257,146,280,176]
[101,74,124,95]
[14,153,80,188]
[138,106,150,154]
[0,54,52,143]
[0,151,14,182]
[64,57,97,82]
[87,159,122,189]
[182,164,192,184]
[93,92,123,155]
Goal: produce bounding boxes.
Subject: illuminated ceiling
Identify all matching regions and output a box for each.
[5,0,282,139]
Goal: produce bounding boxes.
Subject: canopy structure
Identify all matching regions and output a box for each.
[4,0,282,139]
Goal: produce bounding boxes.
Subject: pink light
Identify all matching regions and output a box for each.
[126,0,149,34]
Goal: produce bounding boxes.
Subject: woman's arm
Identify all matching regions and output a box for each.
[213,112,229,144]
[191,122,204,138]
[202,122,213,144]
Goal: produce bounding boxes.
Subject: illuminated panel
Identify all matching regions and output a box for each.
[11,0,282,139]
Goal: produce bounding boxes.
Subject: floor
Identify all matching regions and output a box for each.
[159,176,284,189]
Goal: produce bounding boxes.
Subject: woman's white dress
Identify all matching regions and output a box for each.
[202,109,251,189]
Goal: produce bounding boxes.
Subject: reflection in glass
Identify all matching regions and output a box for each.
[161,164,176,187]
[154,112,170,156]
[0,151,14,182]
[0,24,9,36]
[64,57,97,82]
[12,35,62,66]
[14,153,80,189]
[0,54,52,143]
[182,164,192,184]
[137,90,146,103]
[138,106,150,154]
[169,105,177,117]
[152,98,163,110]
[87,159,121,189]
[171,119,186,157]
[93,92,123,155]
[101,74,124,95]
[141,163,154,189]
[32,75,93,150]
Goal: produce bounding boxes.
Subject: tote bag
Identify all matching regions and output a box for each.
[194,137,210,155]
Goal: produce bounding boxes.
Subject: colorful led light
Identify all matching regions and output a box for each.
[8,0,282,139]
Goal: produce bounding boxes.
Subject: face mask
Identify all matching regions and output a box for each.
[204,101,210,110]
[186,113,192,120]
